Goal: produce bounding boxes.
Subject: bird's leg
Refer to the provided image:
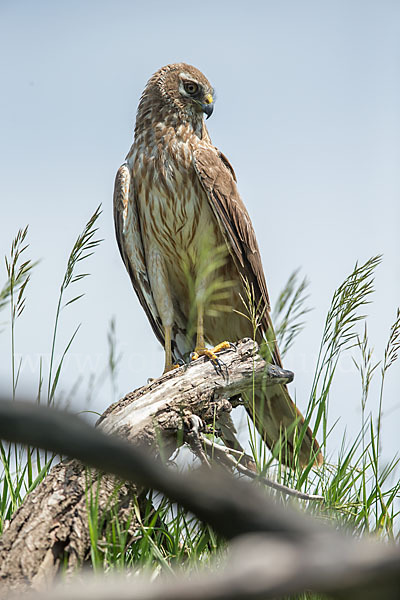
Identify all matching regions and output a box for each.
[144,248,180,375]
[163,325,182,374]
[163,325,173,373]
[194,301,205,352]
[191,302,231,364]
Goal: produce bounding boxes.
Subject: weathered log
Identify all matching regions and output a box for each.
[0,462,141,593]
[0,339,291,594]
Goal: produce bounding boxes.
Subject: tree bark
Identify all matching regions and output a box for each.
[0,339,291,594]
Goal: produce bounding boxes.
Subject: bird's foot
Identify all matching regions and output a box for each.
[190,341,233,377]
[163,358,185,375]
[191,341,232,362]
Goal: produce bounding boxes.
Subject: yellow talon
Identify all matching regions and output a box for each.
[211,341,231,353]
[192,305,231,368]
[191,341,231,364]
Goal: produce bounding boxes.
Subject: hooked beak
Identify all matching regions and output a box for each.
[202,93,214,119]
[203,103,214,119]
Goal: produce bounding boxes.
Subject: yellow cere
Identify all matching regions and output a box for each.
[204,94,213,105]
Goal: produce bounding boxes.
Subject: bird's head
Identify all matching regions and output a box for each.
[144,63,215,123]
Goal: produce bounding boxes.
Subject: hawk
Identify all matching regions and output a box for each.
[114,63,322,467]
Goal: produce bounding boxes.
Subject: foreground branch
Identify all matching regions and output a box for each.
[22,531,400,600]
[1,351,400,598]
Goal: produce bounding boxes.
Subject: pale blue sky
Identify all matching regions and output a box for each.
[0,0,399,461]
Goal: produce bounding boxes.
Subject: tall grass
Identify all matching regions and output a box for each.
[2,227,37,400]
[307,256,382,443]
[1,211,399,586]
[259,257,400,540]
[272,269,311,359]
[0,227,38,524]
[47,205,102,405]
[85,256,400,578]
[0,207,101,532]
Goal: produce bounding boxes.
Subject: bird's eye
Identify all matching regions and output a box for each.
[183,81,199,95]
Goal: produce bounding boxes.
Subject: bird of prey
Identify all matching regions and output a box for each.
[114,63,322,467]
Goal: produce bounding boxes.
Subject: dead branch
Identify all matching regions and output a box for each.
[199,434,324,501]
[1,337,400,598]
[0,339,294,594]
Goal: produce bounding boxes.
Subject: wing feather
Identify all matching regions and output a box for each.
[113,164,164,347]
[193,146,272,340]
[193,146,322,467]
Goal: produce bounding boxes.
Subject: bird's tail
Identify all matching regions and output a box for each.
[245,385,323,468]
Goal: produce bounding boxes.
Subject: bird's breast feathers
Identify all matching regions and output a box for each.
[130,139,221,263]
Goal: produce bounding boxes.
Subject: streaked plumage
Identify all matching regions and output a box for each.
[114,63,322,467]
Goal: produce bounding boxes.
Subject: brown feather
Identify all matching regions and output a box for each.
[193,147,322,467]
[114,63,322,467]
